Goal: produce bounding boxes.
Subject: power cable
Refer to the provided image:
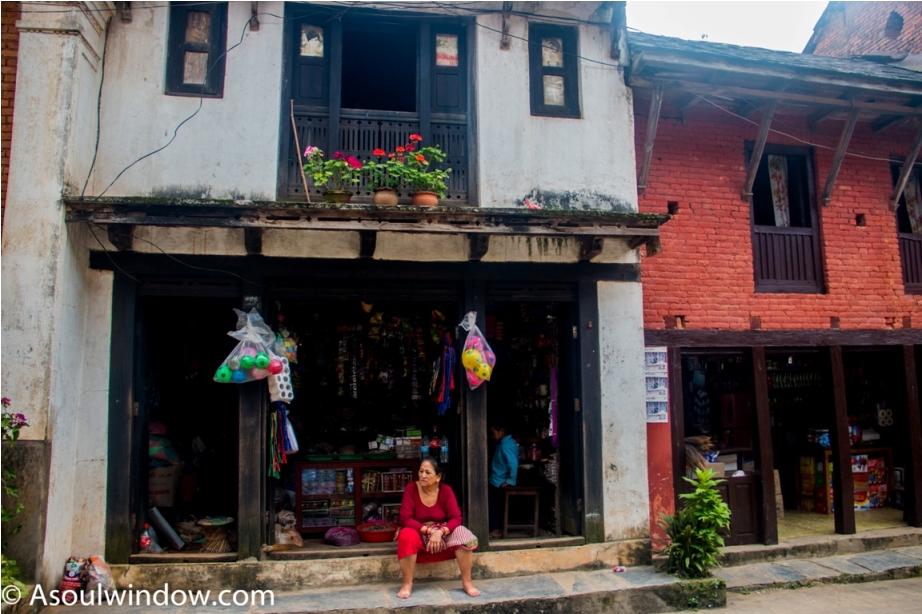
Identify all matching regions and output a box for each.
[85,222,142,283]
[81,16,112,198]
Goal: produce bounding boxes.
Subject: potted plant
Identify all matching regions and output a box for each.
[400,134,451,207]
[365,148,403,205]
[303,147,363,203]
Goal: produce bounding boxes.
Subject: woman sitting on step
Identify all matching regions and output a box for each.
[396,457,480,599]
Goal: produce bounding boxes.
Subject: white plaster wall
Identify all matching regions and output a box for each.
[474,10,638,211]
[85,2,284,200]
[597,281,650,541]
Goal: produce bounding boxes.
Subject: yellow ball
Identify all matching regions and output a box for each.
[475,363,493,380]
[462,349,484,370]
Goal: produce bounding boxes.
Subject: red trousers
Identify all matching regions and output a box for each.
[396,528,457,564]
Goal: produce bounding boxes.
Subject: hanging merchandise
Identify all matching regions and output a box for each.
[459,311,496,389]
[432,333,455,415]
[273,310,299,364]
[269,408,285,479]
[269,356,294,404]
[281,404,300,455]
[214,309,279,384]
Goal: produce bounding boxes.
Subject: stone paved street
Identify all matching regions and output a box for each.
[722,577,922,613]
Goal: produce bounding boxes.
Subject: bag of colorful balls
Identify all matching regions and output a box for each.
[214,309,285,384]
[459,311,496,390]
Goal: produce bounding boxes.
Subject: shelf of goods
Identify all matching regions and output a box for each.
[797,447,892,515]
[295,459,421,534]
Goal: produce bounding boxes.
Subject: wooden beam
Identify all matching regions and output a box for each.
[678,93,700,123]
[468,234,489,261]
[500,1,512,49]
[629,51,645,81]
[872,115,905,133]
[821,106,860,205]
[609,1,626,60]
[637,86,663,194]
[107,224,134,251]
[359,230,377,259]
[243,227,262,255]
[903,346,922,527]
[829,346,856,535]
[668,346,685,511]
[890,128,922,211]
[645,328,922,347]
[807,106,838,131]
[249,2,259,31]
[742,100,778,199]
[578,236,604,262]
[645,236,663,257]
[738,101,763,119]
[751,347,778,545]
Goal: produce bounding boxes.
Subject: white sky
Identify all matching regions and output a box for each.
[626,1,830,53]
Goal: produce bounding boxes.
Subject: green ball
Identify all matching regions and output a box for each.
[240,355,255,370]
[215,365,233,383]
[255,353,271,369]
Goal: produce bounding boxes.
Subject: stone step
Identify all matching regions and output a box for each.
[720,526,922,567]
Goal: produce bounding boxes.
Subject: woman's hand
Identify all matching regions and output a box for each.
[426,528,445,553]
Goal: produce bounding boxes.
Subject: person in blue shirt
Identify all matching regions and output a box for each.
[488,418,518,539]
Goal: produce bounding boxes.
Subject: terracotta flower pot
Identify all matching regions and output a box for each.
[373,188,399,205]
[410,191,439,207]
[323,190,353,204]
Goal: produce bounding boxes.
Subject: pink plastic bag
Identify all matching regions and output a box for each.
[459,312,496,390]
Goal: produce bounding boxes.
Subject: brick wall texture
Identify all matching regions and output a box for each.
[806,2,922,56]
[636,102,922,331]
[2,2,20,228]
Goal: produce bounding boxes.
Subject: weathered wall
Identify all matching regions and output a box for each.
[805,1,922,56]
[635,103,921,331]
[1,2,20,227]
[598,281,650,542]
[475,8,637,210]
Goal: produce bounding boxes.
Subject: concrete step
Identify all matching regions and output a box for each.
[714,544,922,593]
[37,567,725,614]
[720,526,922,567]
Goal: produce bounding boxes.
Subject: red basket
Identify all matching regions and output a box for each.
[356,522,399,543]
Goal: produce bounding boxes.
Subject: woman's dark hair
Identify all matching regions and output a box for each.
[420,456,443,477]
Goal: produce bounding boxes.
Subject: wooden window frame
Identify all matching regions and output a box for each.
[528,23,580,119]
[166,2,228,98]
[892,161,922,295]
[745,143,825,294]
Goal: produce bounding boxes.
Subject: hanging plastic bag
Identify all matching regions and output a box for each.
[459,311,496,390]
[214,309,282,384]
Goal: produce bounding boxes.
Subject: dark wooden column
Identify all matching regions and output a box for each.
[462,277,489,549]
[829,346,856,534]
[105,273,137,564]
[751,346,778,545]
[419,21,432,145]
[578,281,604,543]
[328,18,343,155]
[238,291,267,560]
[903,345,922,527]
[668,346,685,510]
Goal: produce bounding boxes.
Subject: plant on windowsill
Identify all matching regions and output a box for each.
[655,468,731,579]
[365,148,404,205]
[303,147,363,203]
[399,134,451,207]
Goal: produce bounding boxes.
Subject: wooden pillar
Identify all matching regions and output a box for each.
[828,346,856,534]
[328,18,343,155]
[462,277,489,549]
[751,347,778,545]
[105,274,137,564]
[903,345,922,527]
[419,21,432,145]
[668,346,685,509]
[578,281,604,543]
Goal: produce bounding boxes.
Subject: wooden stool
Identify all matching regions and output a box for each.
[503,487,540,538]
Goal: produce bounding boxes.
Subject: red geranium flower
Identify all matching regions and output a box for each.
[396,146,405,153]
[415,154,426,163]
[388,153,396,158]
[333,151,346,161]
[409,134,422,142]
[398,157,405,163]
[406,144,415,152]
[373,148,385,157]
[346,156,362,169]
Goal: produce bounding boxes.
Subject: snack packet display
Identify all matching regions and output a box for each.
[214,309,283,384]
[459,311,496,390]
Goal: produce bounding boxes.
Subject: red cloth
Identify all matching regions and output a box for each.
[399,482,463,532]
[396,527,456,563]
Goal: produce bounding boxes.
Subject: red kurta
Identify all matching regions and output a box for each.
[397,482,463,563]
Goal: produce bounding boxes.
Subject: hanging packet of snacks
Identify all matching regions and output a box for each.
[214,309,285,384]
[459,311,496,389]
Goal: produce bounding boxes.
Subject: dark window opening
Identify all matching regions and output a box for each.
[528,24,580,118]
[166,2,228,98]
[752,154,812,228]
[884,11,904,39]
[341,23,418,112]
[892,163,922,293]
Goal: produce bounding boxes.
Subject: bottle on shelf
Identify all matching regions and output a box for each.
[429,426,441,460]
[440,435,449,464]
[140,523,152,551]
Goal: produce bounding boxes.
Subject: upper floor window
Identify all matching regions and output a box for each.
[747,144,824,293]
[166,2,227,97]
[528,24,580,118]
[894,163,922,294]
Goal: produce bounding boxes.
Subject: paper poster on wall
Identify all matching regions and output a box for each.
[644,346,669,423]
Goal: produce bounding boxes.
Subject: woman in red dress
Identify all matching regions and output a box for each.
[396,457,480,599]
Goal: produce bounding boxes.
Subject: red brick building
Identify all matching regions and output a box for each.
[805,2,922,57]
[1,2,21,227]
[629,31,922,547]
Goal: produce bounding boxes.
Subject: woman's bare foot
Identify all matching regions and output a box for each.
[397,583,413,599]
[462,581,481,597]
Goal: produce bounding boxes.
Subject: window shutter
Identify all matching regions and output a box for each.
[293,22,329,106]
[431,29,465,114]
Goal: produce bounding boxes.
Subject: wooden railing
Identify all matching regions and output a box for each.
[900,233,922,293]
[752,225,822,292]
[286,108,469,204]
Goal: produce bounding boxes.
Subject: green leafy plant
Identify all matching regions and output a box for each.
[1,397,28,590]
[656,468,731,579]
[364,148,404,190]
[302,147,363,193]
[398,135,451,197]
